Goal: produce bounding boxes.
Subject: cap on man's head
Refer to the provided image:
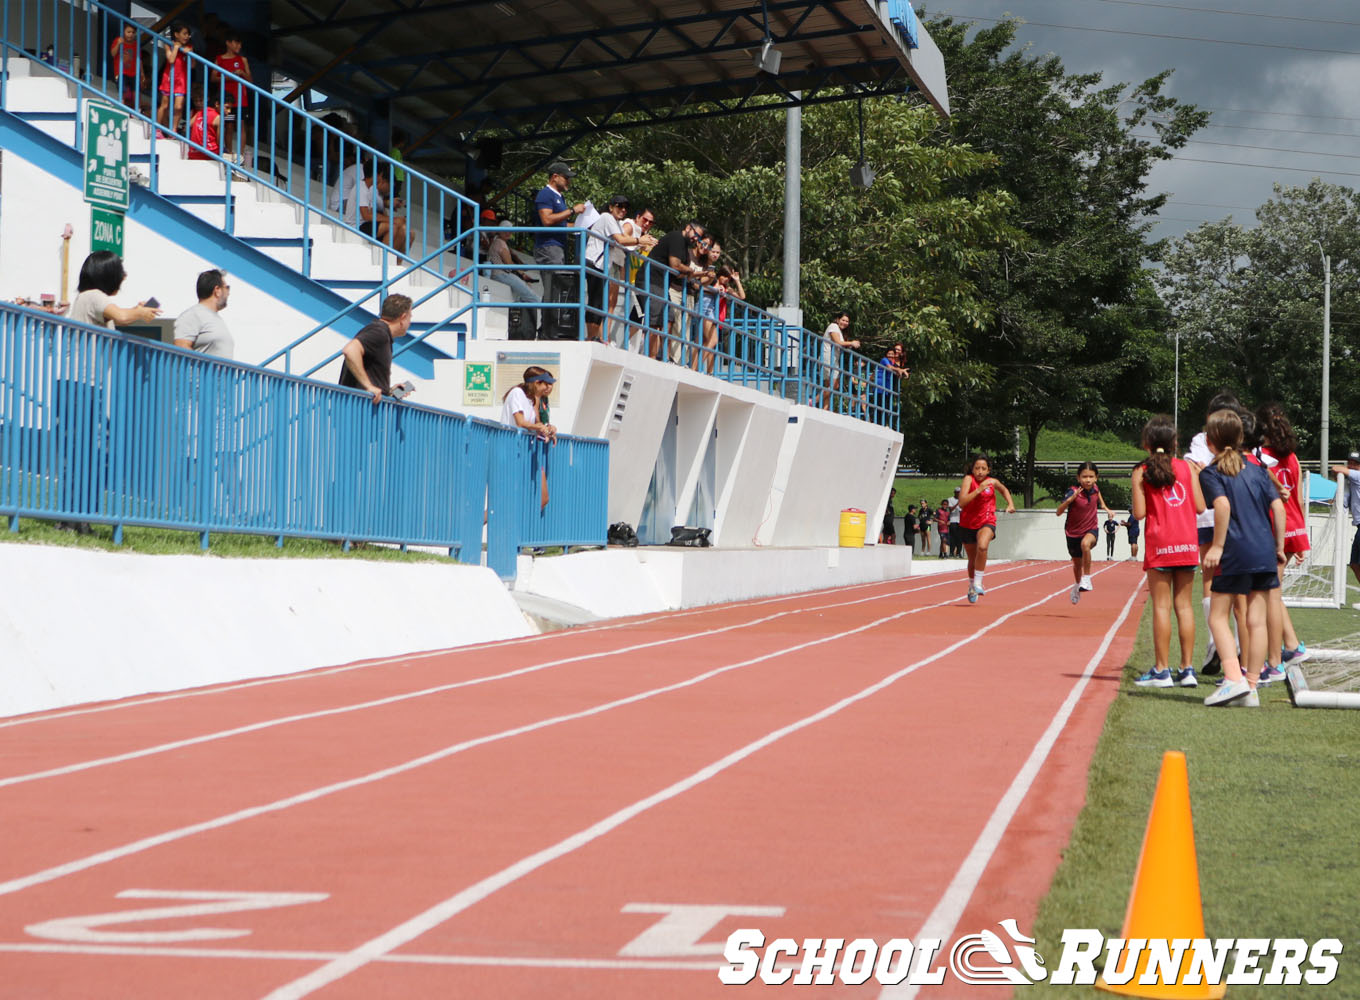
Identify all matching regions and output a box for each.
[480,208,497,222]
[1348,450,1360,464]
[954,487,961,494]
[608,194,630,208]
[546,161,574,179]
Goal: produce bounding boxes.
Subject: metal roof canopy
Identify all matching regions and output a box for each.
[268,0,948,156]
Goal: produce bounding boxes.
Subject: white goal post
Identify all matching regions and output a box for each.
[1281,472,1349,610]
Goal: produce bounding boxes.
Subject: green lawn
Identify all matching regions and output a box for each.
[1035,427,1144,463]
[0,516,456,563]
[1030,582,1360,998]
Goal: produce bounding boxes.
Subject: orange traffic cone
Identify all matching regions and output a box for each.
[1096,751,1225,999]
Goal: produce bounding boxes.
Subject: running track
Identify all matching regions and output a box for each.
[0,560,1146,998]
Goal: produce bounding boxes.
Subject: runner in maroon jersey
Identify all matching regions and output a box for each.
[1055,461,1114,605]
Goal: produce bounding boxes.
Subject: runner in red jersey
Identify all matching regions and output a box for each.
[1055,461,1114,604]
[1256,403,1310,675]
[1131,415,1206,688]
[959,453,1014,604]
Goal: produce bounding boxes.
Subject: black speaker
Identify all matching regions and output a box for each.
[478,137,504,169]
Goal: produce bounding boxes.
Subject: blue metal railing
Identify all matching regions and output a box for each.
[0,0,479,282]
[471,224,904,429]
[0,303,607,577]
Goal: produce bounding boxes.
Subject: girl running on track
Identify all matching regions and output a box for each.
[1199,408,1287,707]
[1131,415,1205,688]
[1055,462,1114,604]
[1256,403,1310,678]
[960,453,1015,603]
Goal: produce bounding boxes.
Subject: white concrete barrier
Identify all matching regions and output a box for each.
[0,544,533,718]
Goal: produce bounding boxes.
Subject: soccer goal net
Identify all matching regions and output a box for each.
[1281,473,1349,610]
[1287,645,1360,708]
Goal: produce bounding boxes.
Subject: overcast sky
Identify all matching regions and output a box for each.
[926,1,1360,243]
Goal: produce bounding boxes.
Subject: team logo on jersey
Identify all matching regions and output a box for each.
[1164,481,1187,507]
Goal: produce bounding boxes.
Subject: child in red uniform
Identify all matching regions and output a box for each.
[1256,403,1309,678]
[1056,461,1114,604]
[214,31,253,161]
[187,96,220,160]
[109,23,145,113]
[155,22,193,135]
[959,453,1015,603]
[1131,415,1205,688]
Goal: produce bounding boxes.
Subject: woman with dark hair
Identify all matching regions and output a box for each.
[501,366,557,509]
[67,252,160,329]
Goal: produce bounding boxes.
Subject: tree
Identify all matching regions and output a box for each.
[501,95,1018,406]
[1157,179,1360,462]
[914,16,1207,501]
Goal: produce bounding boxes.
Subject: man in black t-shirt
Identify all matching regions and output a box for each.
[339,294,414,404]
[637,221,704,360]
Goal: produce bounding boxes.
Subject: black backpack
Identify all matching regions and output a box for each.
[608,522,639,547]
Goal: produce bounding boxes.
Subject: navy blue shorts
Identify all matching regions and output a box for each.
[1198,526,1214,546]
[1211,571,1280,595]
[1067,531,1097,559]
[1350,525,1360,566]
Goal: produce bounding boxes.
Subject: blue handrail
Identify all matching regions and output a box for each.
[0,0,479,282]
[0,302,607,576]
[472,223,903,429]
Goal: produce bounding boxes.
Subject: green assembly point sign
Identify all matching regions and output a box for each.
[91,205,125,258]
[83,101,129,211]
[463,363,494,406]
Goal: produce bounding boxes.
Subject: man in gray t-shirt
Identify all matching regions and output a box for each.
[173,269,235,359]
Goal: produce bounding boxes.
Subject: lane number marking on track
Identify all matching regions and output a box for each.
[25,889,329,944]
[619,903,785,957]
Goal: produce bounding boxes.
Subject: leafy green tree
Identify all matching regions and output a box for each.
[1157,179,1360,462]
[503,96,1017,406]
[914,16,1207,501]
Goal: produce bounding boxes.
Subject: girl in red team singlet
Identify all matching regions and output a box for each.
[959,453,1015,603]
[1131,415,1206,688]
[1055,461,1114,605]
[1255,403,1309,678]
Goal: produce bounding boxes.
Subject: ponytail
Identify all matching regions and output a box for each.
[1140,415,1177,489]
[1205,409,1245,477]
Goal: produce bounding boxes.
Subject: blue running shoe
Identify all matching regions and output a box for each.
[1135,668,1174,688]
[967,584,978,604]
[1259,664,1286,686]
[1281,643,1309,665]
[1175,668,1198,687]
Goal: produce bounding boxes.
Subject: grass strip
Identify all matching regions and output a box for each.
[1030,579,1360,998]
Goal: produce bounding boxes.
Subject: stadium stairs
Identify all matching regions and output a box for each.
[0,57,508,389]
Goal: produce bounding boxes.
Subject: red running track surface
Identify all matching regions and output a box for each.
[0,560,1146,998]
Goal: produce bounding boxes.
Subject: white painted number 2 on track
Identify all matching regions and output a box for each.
[619,903,786,957]
[25,889,329,944]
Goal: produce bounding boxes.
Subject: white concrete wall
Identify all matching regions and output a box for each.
[0,543,533,718]
[513,544,913,618]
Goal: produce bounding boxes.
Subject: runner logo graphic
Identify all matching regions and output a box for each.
[718,925,1342,987]
[949,919,1046,985]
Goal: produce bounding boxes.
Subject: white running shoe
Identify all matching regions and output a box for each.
[1070,583,1081,605]
[1205,679,1252,706]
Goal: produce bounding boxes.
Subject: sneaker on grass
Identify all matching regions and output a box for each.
[1281,643,1309,664]
[1134,668,1173,688]
[1205,678,1252,706]
[1229,689,1260,708]
[1174,668,1198,687]
[1259,664,1286,686]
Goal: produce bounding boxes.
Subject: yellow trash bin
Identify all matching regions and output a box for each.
[838,508,867,548]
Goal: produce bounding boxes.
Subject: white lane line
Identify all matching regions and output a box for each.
[0,568,1023,789]
[258,569,1095,1000]
[0,564,1069,901]
[878,576,1145,1000]
[0,941,717,971]
[0,565,1002,730]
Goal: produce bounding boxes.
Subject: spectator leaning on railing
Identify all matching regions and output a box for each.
[339,294,413,405]
[585,194,650,344]
[819,310,860,408]
[173,269,234,358]
[501,366,557,509]
[68,251,161,329]
[638,221,706,361]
